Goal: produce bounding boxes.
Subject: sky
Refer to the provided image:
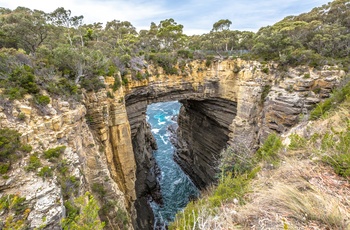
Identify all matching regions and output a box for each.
[0,0,332,35]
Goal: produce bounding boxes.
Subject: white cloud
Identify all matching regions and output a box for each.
[0,0,331,35]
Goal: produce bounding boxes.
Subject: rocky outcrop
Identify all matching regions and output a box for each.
[132,121,162,230]
[0,59,346,230]
[0,95,131,229]
[174,98,237,188]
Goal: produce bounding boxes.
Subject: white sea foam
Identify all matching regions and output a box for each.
[158,121,166,125]
[160,135,168,145]
[152,128,160,134]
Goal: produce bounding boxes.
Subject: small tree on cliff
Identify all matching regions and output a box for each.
[61,192,105,230]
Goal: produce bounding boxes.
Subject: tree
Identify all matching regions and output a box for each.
[61,192,105,230]
[49,7,84,46]
[212,19,232,32]
[0,7,50,54]
[157,18,185,50]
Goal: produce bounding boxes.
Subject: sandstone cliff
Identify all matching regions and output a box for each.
[0,59,345,229]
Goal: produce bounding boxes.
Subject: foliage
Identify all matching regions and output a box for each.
[288,134,307,150]
[310,80,350,120]
[147,52,178,75]
[38,166,53,178]
[1,64,40,100]
[323,153,350,178]
[35,94,50,106]
[80,76,105,92]
[171,133,282,229]
[255,133,283,164]
[0,128,24,174]
[261,84,271,104]
[0,194,26,213]
[25,152,42,172]
[43,146,66,160]
[61,192,105,230]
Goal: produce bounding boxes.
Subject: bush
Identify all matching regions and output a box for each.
[80,76,105,92]
[25,153,42,172]
[261,85,272,104]
[35,95,50,106]
[310,81,350,120]
[288,134,307,150]
[256,133,283,164]
[147,53,178,75]
[323,154,350,178]
[0,128,22,162]
[92,183,107,198]
[43,146,66,160]
[0,162,10,174]
[61,192,105,230]
[205,55,214,67]
[17,113,26,121]
[38,166,53,178]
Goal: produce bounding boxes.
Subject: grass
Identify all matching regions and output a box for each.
[170,86,350,229]
[169,133,283,229]
[310,79,350,120]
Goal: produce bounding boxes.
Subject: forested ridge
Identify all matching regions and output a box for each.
[0,0,349,101]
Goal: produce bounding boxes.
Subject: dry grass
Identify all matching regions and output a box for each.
[171,98,350,230]
[236,159,349,229]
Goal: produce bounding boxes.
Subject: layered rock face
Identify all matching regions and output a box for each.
[174,98,237,188]
[0,59,345,230]
[132,121,161,229]
[0,90,132,229]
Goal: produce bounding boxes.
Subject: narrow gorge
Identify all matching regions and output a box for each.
[0,59,345,229]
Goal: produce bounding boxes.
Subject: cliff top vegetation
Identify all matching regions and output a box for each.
[0,0,349,102]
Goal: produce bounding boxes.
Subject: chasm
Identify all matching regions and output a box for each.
[146,101,199,229]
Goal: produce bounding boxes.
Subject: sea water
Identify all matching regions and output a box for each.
[146,101,199,229]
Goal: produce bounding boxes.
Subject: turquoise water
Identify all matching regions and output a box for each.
[146,101,199,229]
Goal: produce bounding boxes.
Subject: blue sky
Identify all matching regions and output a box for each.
[0,0,331,35]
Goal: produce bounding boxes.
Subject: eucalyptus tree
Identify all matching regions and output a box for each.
[0,7,50,54]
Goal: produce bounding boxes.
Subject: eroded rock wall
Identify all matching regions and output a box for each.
[174,98,237,188]
[0,91,132,229]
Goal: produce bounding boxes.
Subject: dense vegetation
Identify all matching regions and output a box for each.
[0,0,349,102]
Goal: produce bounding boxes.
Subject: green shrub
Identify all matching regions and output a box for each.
[0,162,10,174]
[0,194,27,214]
[135,71,143,81]
[43,146,66,160]
[177,50,193,59]
[5,87,26,100]
[35,95,50,106]
[209,168,260,207]
[310,81,350,120]
[38,166,53,178]
[256,133,283,164]
[303,73,310,79]
[322,154,350,178]
[25,153,42,172]
[261,85,272,104]
[205,55,214,67]
[17,113,26,121]
[112,77,122,91]
[92,182,107,198]
[106,91,114,99]
[80,76,105,92]
[64,200,79,219]
[61,192,105,230]
[262,67,269,74]
[0,128,22,162]
[288,134,307,150]
[20,144,32,153]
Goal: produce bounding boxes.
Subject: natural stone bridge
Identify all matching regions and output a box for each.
[84,59,344,228]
